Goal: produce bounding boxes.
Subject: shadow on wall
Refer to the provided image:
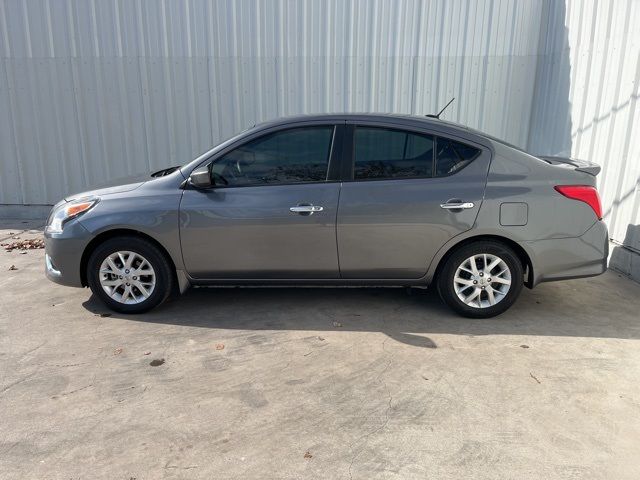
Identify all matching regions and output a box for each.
[610,224,640,282]
[527,0,572,158]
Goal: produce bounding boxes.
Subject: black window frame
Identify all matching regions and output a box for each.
[200,123,343,189]
[433,136,482,178]
[344,124,483,182]
[349,126,435,182]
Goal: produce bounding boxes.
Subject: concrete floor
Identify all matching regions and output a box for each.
[1,220,640,479]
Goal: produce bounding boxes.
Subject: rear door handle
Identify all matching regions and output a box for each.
[440,202,475,210]
[290,204,324,215]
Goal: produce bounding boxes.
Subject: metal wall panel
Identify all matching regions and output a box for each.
[0,0,638,258]
[0,0,545,205]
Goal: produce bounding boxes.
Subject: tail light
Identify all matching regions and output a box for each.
[554,185,602,220]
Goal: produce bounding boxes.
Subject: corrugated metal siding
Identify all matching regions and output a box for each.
[0,0,638,255]
[529,0,640,249]
[0,0,544,205]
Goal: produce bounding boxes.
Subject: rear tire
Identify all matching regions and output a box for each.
[87,236,173,314]
[437,241,523,318]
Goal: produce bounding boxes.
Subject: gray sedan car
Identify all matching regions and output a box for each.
[44,114,608,318]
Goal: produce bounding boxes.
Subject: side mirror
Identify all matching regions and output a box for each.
[189,165,213,189]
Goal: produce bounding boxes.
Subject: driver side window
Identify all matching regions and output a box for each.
[211,126,334,187]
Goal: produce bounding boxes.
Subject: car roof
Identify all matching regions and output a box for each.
[255,113,525,152]
[256,112,458,128]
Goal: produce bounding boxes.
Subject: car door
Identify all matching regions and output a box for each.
[337,122,491,279]
[180,123,343,279]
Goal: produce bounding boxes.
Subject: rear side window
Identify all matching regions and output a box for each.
[435,137,481,176]
[353,127,434,180]
[211,126,334,186]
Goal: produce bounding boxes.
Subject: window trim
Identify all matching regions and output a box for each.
[194,124,341,190]
[345,124,483,183]
[349,125,436,183]
[433,136,482,178]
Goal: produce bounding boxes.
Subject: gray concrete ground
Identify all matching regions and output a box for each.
[1,219,640,479]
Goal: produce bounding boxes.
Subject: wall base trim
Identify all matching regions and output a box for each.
[610,241,640,283]
[0,204,52,220]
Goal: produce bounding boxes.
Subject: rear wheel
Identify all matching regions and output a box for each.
[87,236,173,314]
[437,241,523,318]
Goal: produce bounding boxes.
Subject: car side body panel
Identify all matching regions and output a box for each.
[423,143,607,286]
[45,173,186,288]
[178,120,345,279]
[43,113,608,293]
[179,182,342,279]
[336,119,492,279]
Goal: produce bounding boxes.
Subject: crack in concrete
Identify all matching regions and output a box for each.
[18,341,46,361]
[42,362,88,368]
[164,462,198,470]
[61,383,94,396]
[0,372,37,396]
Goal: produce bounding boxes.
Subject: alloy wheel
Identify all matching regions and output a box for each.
[99,251,156,304]
[453,253,511,308]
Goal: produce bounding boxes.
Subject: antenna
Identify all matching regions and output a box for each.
[426,97,455,119]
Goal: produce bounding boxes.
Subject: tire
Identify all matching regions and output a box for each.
[87,236,174,314]
[437,240,523,318]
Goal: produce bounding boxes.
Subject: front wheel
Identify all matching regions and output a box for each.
[437,241,524,318]
[87,236,174,314]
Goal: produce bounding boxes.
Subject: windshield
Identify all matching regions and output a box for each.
[180,124,257,172]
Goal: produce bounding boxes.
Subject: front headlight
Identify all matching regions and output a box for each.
[45,197,99,234]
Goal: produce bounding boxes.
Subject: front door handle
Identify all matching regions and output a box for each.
[440,201,475,210]
[290,204,324,215]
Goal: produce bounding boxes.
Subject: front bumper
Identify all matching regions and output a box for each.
[523,220,609,287]
[44,219,93,288]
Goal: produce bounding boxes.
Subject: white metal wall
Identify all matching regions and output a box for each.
[0,0,544,205]
[0,0,638,254]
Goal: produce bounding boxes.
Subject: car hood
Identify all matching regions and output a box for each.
[63,174,150,201]
[62,166,186,202]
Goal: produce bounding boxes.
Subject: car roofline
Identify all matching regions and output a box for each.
[181,112,526,176]
[256,113,524,151]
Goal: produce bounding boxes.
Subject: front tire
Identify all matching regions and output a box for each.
[437,241,523,318]
[87,236,174,314]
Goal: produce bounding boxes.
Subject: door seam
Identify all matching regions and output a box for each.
[335,181,343,278]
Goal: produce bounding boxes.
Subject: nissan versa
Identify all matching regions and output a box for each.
[44,114,608,318]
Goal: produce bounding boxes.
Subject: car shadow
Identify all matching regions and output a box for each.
[82,272,640,348]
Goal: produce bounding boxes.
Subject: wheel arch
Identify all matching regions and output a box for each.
[430,234,534,288]
[80,228,178,288]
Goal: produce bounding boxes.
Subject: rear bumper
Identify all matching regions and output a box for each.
[523,220,608,287]
[44,219,93,288]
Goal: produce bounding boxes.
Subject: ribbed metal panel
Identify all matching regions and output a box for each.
[0,0,544,206]
[0,0,638,255]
